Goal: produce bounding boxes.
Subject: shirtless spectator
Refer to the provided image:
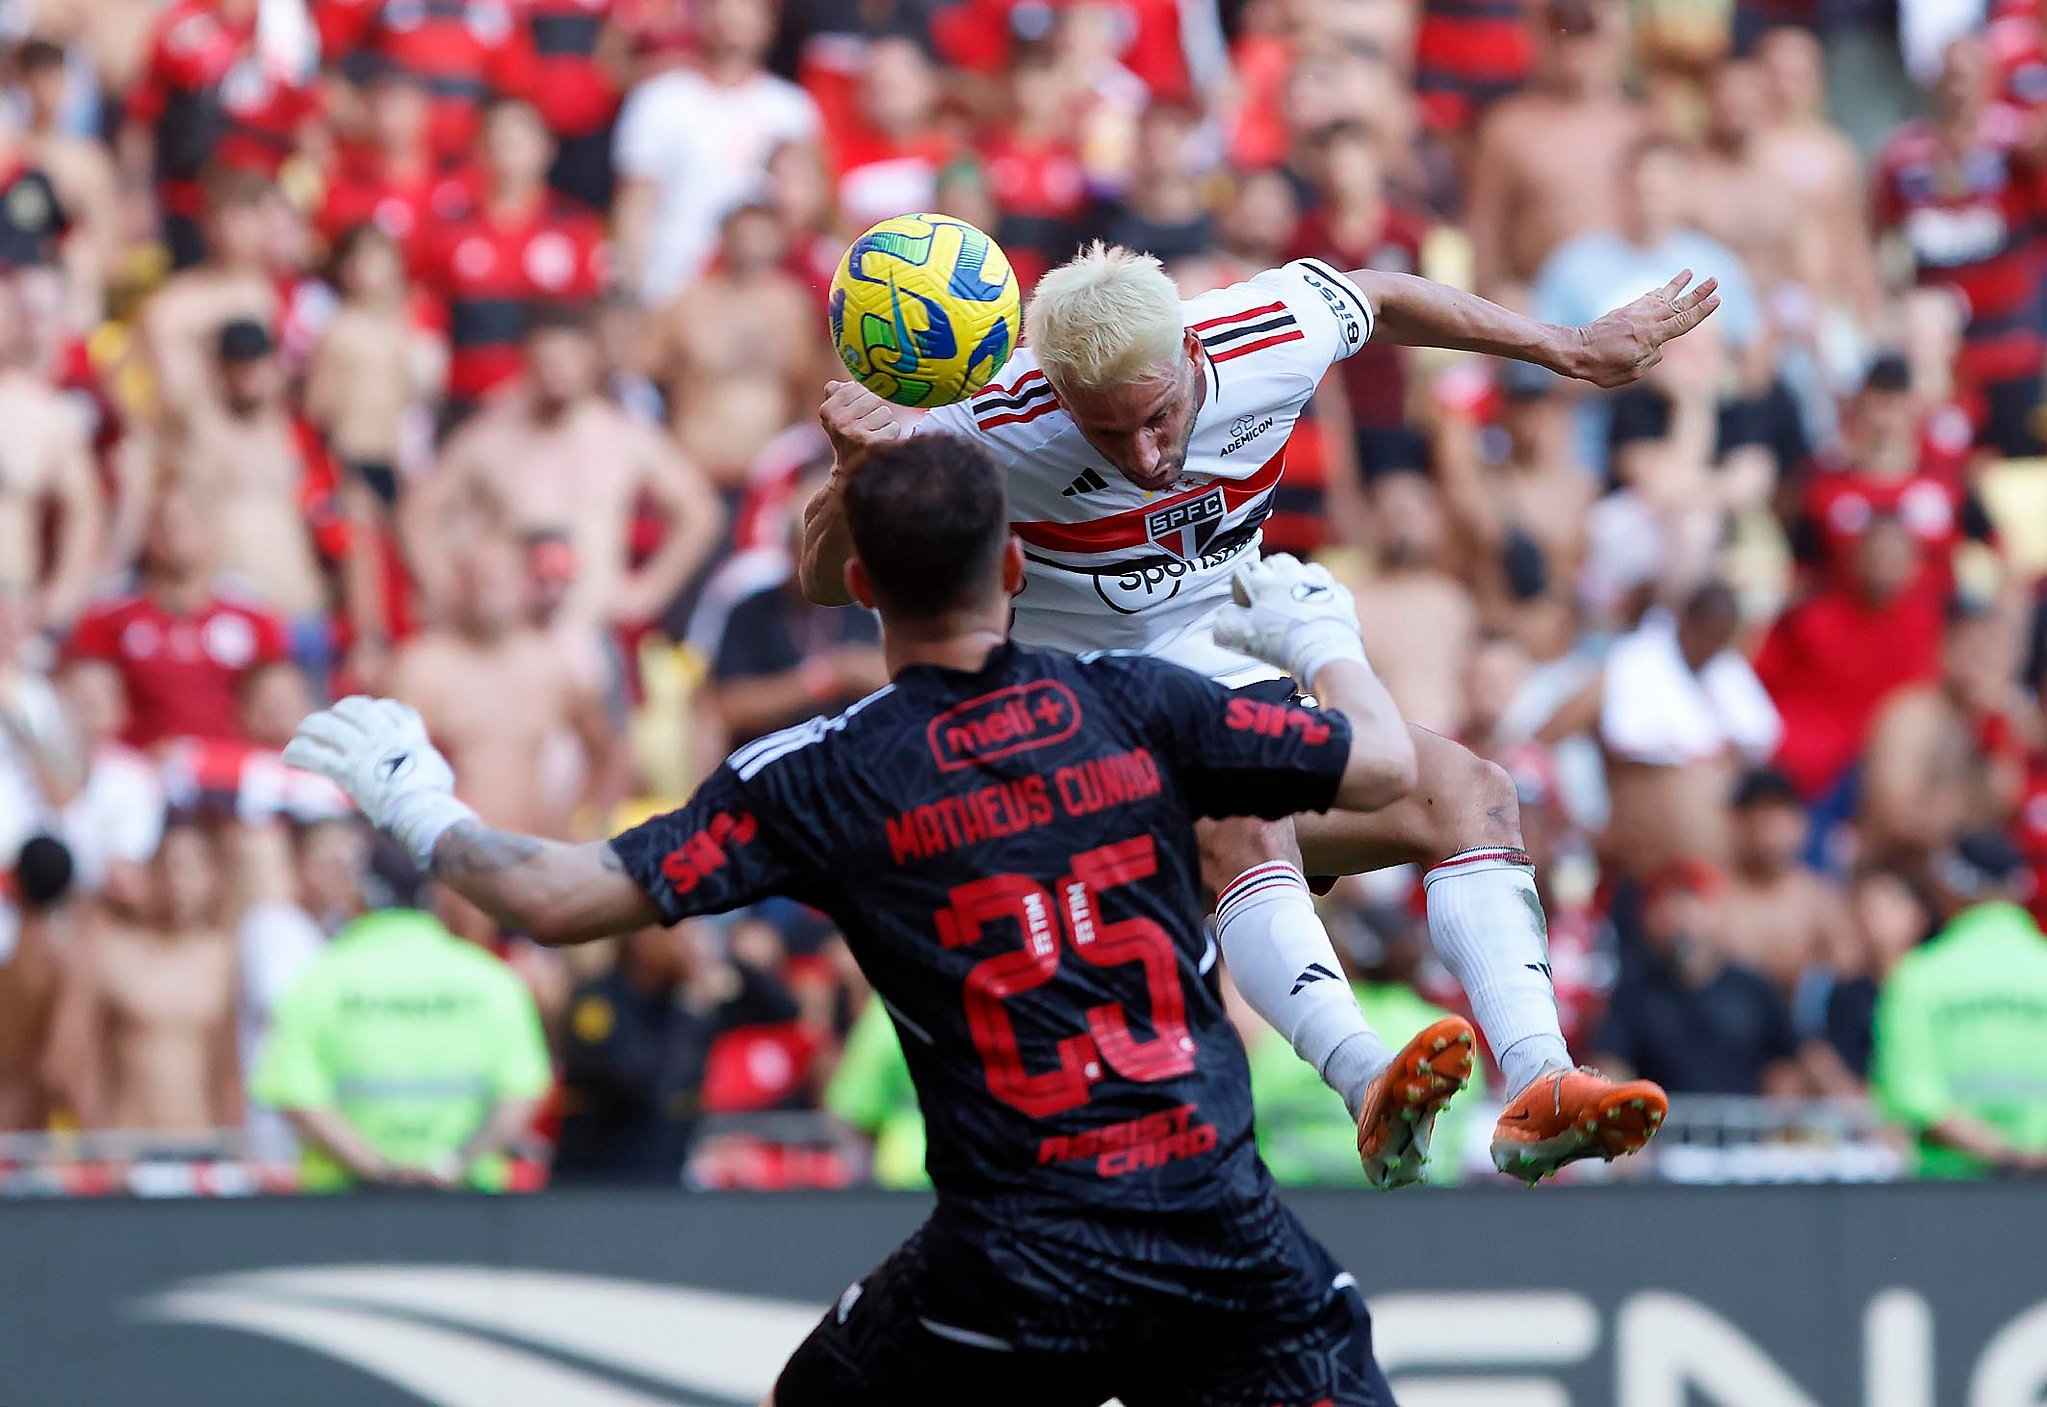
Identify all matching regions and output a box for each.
[15,39,118,327]
[50,819,240,1133]
[1467,0,1646,296]
[1600,582,1783,876]
[139,168,278,430]
[649,203,822,497]
[0,273,103,634]
[0,836,75,1131]
[1717,767,1856,999]
[386,532,621,845]
[1753,27,1883,331]
[1687,60,1809,345]
[176,320,359,669]
[66,485,291,750]
[1346,467,1475,735]
[1433,369,1594,662]
[408,305,721,631]
[611,0,820,302]
[1861,602,2032,873]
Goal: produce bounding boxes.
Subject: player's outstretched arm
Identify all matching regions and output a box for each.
[800,380,911,606]
[283,698,658,945]
[1348,267,1720,390]
[1213,556,1417,811]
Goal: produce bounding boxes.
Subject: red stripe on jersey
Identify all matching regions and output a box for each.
[1208,329,1306,363]
[978,398,1063,430]
[1192,300,1287,332]
[1012,445,1288,553]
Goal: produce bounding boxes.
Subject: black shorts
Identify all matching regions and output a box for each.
[773,1209,1397,1407]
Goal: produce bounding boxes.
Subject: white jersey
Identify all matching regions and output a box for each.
[917,259,1373,685]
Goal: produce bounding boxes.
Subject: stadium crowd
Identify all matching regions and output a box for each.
[3,0,2047,1192]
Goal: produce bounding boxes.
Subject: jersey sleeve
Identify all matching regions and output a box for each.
[1097,655,1354,820]
[1260,259,1375,367]
[607,762,809,923]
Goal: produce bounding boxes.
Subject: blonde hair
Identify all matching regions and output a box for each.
[1026,242,1185,391]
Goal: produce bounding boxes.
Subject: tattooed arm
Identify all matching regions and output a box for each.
[429,823,660,946]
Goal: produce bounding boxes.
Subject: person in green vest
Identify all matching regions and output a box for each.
[1872,833,2047,1179]
[826,995,930,1189]
[253,907,552,1191]
[1244,898,1490,1185]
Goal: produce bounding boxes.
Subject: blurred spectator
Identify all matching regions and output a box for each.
[1348,468,1474,735]
[1799,864,1934,1085]
[1468,0,1646,295]
[826,993,928,1189]
[408,305,721,631]
[139,167,281,425]
[555,921,801,1185]
[1758,515,1945,811]
[123,0,321,270]
[1600,582,1781,875]
[317,0,526,164]
[649,203,823,496]
[1596,860,1803,1095]
[1874,36,2044,457]
[612,0,820,302]
[0,835,76,1131]
[50,658,165,892]
[1792,352,1994,605]
[1432,370,1593,661]
[17,38,118,322]
[517,0,628,213]
[237,817,372,1159]
[1717,767,1856,998]
[1532,132,1760,472]
[833,36,951,233]
[1872,833,2047,1177]
[984,41,1087,292]
[50,818,240,1132]
[702,519,885,749]
[1860,602,2030,873]
[0,271,102,635]
[253,904,551,1190]
[418,98,608,420]
[386,533,620,846]
[66,486,293,750]
[1242,904,1489,1185]
[0,587,79,866]
[315,69,472,271]
[1085,100,1210,266]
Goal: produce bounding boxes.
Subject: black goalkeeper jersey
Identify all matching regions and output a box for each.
[611,642,1351,1235]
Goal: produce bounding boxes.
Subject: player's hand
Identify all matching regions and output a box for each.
[819,379,908,469]
[282,695,476,868]
[1212,554,1369,684]
[1562,270,1721,389]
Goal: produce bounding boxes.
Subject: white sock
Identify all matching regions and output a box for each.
[1217,861,1392,1118]
[1422,848,1571,1095]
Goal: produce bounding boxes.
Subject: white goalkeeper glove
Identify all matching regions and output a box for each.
[282,696,476,870]
[1212,553,1370,685]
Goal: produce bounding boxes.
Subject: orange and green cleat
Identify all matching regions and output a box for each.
[1354,1015,1476,1189]
[1490,1067,1668,1185]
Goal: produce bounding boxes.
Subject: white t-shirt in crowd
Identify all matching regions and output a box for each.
[612,67,820,303]
[1599,608,1782,768]
[60,745,165,890]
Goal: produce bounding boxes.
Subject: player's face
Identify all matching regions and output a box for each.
[1055,335,1204,492]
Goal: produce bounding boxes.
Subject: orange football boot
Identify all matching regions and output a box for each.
[1354,1015,1476,1189]
[1490,1067,1668,1184]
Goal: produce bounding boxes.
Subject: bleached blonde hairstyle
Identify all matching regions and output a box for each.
[1026,242,1185,391]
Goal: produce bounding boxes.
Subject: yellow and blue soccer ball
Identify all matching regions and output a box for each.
[828,213,1021,407]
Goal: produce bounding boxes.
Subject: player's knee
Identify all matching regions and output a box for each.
[1433,750,1522,859]
[1198,817,1301,898]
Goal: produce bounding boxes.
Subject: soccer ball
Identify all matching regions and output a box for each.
[829,213,1021,407]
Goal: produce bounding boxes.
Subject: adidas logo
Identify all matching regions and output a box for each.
[1061,467,1109,497]
[1291,962,1339,996]
[1526,962,1553,983]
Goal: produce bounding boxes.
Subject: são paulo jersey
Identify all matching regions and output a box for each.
[917,258,1374,685]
